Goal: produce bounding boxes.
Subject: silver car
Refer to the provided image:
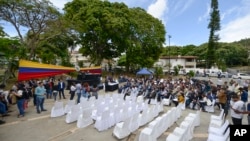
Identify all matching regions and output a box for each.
[232,73,250,79]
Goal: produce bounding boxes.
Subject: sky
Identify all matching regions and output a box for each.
[2,0,250,46]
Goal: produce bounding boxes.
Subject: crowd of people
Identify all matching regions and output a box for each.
[118,76,249,125]
[0,75,249,126]
[0,77,100,125]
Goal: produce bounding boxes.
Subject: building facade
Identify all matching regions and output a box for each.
[154,55,198,73]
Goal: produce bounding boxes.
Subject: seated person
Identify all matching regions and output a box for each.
[123,87,132,100]
[173,92,185,107]
[199,94,208,111]
[0,99,10,124]
[191,93,199,110]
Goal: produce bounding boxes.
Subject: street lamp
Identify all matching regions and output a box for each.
[168,35,171,74]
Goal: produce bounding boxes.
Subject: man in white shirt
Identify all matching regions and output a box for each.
[230,94,245,125]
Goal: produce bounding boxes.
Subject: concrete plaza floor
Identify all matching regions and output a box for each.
[0,83,249,141]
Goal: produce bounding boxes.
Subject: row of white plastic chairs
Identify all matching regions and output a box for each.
[207,109,230,141]
[166,109,200,141]
[112,100,164,139]
[50,93,163,132]
[139,103,183,141]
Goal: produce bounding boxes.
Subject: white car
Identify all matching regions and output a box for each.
[232,73,250,79]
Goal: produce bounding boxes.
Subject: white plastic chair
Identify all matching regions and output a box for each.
[187,110,200,127]
[183,116,196,140]
[64,100,76,114]
[166,133,182,141]
[205,100,216,113]
[112,116,132,139]
[162,98,171,106]
[211,109,224,121]
[207,127,230,141]
[148,116,164,138]
[172,127,186,141]
[120,107,129,121]
[136,95,144,103]
[129,112,140,133]
[138,122,159,141]
[94,110,113,131]
[77,108,93,128]
[176,104,182,119]
[208,120,229,136]
[91,102,106,120]
[157,101,164,113]
[80,97,88,104]
[209,118,224,128]
[51,101,65,117]
[138,107,151,126]
[149,98,158,105]
[169,107,177,125]
[180,121,192,141]
[161,112,171,131]
[65,105,80,123]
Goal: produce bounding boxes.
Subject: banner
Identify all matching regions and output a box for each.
[18,60,101,81]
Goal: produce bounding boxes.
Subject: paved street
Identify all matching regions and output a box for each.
[0,77,249,141]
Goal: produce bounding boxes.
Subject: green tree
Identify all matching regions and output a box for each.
[0,26,7,37]
[180,45,197,56]
[64,0,165,70]
[64,0,130,66]
[0,37,22,85]
[207,0,221,68]
[154,66,163,78]
[126,7,165,71]
[0,0,61,59]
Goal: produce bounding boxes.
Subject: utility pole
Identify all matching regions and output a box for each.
[168,35,171,74]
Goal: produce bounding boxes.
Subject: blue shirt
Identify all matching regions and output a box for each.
[241,90,248,103]
[35,86,46,98]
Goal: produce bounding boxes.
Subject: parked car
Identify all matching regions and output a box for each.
[205,70,221,77]
[232,73,250,79]
[221,72,233,78]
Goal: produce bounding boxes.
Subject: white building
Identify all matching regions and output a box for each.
[70,51,91,67]
[154,55,198,73]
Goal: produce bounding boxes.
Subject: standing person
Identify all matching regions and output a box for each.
[217,78,223,88]
[35,82,47,114]
[75,82,82,103]
[233,102,250,125]
[69,82,76,100]
[82,82,90,99]
[52,82,58,101]
[239,87,248,104]
[13,85,26,118]
[92,84,99,99]
[243,80,249,92]
[48,78,54,99]
[57,79,66,99]
[230,94,245,125]
[217,88,227,110]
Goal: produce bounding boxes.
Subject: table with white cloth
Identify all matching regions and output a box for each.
[106,82,119,91]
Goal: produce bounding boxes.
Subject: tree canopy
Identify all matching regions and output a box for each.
[64,0,166,70]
